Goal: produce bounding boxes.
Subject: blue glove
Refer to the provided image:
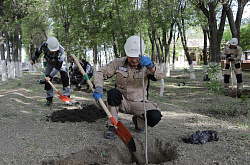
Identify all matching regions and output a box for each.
[229,58,234,61]
[139,55,154,69]
[93,86,103,101]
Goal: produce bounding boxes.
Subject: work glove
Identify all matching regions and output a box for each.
[93,86,103,101]
[139,55,154,69]
[226,54,231,58]
[229,58,234,61]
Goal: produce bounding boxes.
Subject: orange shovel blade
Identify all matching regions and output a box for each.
[58,95,71,102]
[115,121,136,152]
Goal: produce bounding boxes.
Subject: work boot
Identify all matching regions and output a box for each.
[104,126,117,139]
[45,97,53,107]
[132,116,145,134]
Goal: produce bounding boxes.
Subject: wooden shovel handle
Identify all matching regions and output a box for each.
[33,64,61,95]
[230,61,234,94]
[71,55,116,124]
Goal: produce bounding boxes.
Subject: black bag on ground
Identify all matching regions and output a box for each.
[182,130,219,144]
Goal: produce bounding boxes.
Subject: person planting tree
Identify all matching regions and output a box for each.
[93,35,164,139]
[30,37,72,106]
[221,38,243,97]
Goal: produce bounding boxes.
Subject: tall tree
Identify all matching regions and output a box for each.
[191,0,227,63]
[49,0,83,62]
[222,0,249,45]
[176,0,196,79]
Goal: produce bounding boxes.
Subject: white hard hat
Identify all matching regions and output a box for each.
[47,37,59,51]
[124,35,145,57]
[230,38,238,45]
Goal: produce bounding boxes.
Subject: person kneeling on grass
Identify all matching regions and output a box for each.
[93,35,164,139]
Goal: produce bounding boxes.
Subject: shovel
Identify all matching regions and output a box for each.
[33,64,72,104]
[71,55,136,152]
[230,61,234,94]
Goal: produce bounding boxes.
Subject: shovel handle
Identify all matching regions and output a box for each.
[33,64,62,96]
[71,55,116,125]
[230,61,234,94]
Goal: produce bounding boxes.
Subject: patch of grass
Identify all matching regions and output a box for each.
[17,81,22,86]
[213,102,248,117]
[28,86,37,93]
[2,113,18,119]
[237,120,250,129]
[240,95,248,102]
[30,109,38,114]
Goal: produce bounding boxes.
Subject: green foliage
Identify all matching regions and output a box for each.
[222,25,232,49]
[240,21,250,51]
[222,19,250,51]
[17,80,22,86]
[203,64,224,93]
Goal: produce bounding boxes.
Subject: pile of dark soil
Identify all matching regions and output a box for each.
[46,104,107,123]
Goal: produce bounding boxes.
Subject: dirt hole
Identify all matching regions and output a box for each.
[46,104,107,123]
[44,104,178,164]
[42,137,178,165]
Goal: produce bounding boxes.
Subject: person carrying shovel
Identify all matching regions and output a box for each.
[221,38,243,97]
[30,37,71,106]
[93,35,164,139]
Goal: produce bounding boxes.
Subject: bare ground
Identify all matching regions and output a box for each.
[0,69,249,165]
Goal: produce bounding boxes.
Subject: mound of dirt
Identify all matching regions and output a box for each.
[46,104,107,123]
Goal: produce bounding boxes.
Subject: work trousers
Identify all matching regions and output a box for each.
[107,89,161,129]
[224,61,243,90]
[45,62,70,99]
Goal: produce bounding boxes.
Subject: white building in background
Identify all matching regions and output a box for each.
[173,38,210,69]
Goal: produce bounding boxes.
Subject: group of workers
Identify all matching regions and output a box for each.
[30,35,243,139]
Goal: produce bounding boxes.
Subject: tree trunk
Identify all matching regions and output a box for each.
[17,27,22,77]
[4,31,11,77]
[0,31,7,82]
[224,4,237,38]
[65,23,71,63]
[115,0,126,56]
[147,0,161,63]
[202,26,208,66]
[208,2,217,63]
[195,1,226,64]
[104,42,107,65]
[93,42,98,72]
[224,0,249,46]
[154,33,162,64]
[148,29,155,61]
[177,21,195,79]
[234,0,246,45]
[11,28,19,78]
[164,23,174,77]
[172,30,179,70]
[112,32,119,58]
[109,11,119,58]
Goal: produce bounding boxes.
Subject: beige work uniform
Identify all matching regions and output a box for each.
[221,45,243,90]
[94,57,165,128]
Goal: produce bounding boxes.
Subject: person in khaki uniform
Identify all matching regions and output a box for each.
[93,35,164,139]
[221,38,243,96]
